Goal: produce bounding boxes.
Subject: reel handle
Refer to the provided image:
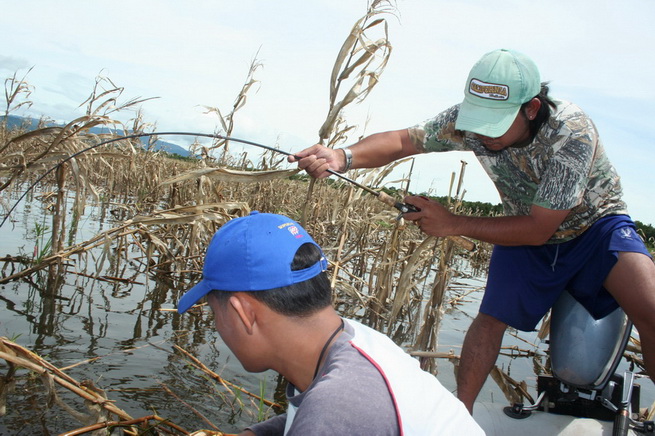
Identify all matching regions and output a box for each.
[394,202,420,214]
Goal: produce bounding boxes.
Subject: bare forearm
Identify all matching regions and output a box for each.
[291,128,419,178]
[451,214,554,246]
[404,197,569,247]
[349,129,419,169]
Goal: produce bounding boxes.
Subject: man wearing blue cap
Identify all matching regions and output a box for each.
[178,211,483,435]
[290,48,655,413]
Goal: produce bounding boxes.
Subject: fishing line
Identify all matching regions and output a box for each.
[0,131,418,228]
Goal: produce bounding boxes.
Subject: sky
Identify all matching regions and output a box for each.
[2,0,654,224]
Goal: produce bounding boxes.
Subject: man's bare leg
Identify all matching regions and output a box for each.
[457,312,507,413]
[604,251,655,379]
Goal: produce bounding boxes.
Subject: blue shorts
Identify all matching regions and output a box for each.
[480,215,652,331]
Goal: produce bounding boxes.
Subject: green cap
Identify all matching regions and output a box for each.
[455,49,541,138]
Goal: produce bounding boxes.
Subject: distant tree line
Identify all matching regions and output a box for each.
[379,186,503,216]
[636,221,655,249]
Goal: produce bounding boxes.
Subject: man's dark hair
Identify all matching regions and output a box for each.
[522,82,557,140]
[209,243,332,317]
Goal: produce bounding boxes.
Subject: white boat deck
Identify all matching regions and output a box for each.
[474,402,638,435]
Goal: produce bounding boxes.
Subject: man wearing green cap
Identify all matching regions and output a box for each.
[290,48,655,413]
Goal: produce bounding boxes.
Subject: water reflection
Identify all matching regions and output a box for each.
[0,262,257,433]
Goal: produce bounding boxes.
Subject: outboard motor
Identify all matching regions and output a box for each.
[505,291,653,435]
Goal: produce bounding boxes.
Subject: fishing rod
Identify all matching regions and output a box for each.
[1,131,415,225]
[1,132,475,250]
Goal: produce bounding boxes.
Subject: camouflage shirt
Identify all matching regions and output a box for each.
[408,100,628,243]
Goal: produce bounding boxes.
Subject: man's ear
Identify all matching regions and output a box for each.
[228,294,257,335]
[525,97,542,120]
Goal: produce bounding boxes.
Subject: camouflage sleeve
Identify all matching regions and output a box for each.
[533,114,596,210]
[407,105,467,153]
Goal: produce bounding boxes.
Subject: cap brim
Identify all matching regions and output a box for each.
[455,100,521,138]
[177,280,213,313]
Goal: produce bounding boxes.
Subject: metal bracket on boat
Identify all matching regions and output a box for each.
[600,396,618,413]
[503,403,532,419]
[503,391,547,419]
[624,418,655,435]
[638,421,655,433]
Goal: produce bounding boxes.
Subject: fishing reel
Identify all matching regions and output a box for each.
[394,201,420,215]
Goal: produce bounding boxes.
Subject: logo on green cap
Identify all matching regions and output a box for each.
[469,79,509,101]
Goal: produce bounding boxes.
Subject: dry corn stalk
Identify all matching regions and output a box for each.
[318,0,394,143]
[489,365,535,406]
[174,345,284,413]
[301,1,395,226]
[198,53,262,164]
[0,203,246,284]
[0,337,132,424]
[160,167,299,185]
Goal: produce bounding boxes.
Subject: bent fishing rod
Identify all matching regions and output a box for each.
[1,132,415,225]
[1,132,475,250]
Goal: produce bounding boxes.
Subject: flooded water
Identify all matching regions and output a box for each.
[1,192,653,434]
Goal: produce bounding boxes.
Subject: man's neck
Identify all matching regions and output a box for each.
[268,309,344,392]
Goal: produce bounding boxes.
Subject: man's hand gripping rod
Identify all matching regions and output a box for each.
[375,191,476,252]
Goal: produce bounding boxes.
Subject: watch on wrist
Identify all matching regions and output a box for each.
[338,147,353,173]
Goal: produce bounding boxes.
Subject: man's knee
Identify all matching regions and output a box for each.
[605,252,655,330]
[472,312,508,334]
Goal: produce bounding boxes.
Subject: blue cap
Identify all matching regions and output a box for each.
[178,211,327,313]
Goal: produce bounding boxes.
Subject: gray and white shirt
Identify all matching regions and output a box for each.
[247,319,483,435]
